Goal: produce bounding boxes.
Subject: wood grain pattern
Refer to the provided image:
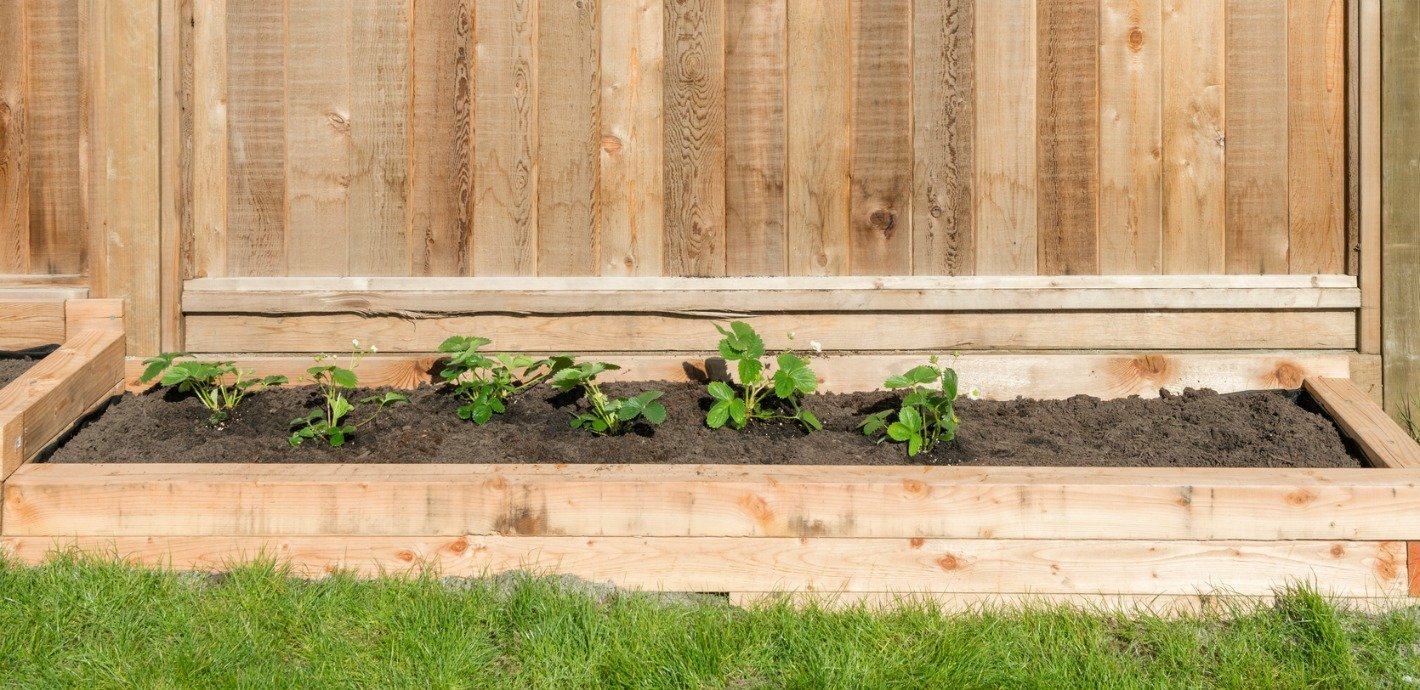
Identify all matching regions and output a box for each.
[664,0,727,276]
[1382,0,1420,415]
[1161,0,1225,274]
[849,0,912,275]
[410,0,473,276]
[472,0,537,275]
[1036,0,1099,275]
[1359,0,1380,353]
[974,0,1036,275]
[786,0,850,275]
[912,0,974,276]
[536,0,601,276]
[101,0,161,354]
[158,0,189,350]
[349,0,410,276]
[1224,0,1288,274]
[183,309,1358,353]
[0,0,28,273]
[1304,377,1420,469]
[190,0,226,278]
[225,0,286,277]
[285,0,351,276]
[8,461,1412,535]
[27,0,84,275]
[0,535,1404,597]
[1098,0,1162,275]
[1288,0,1347,274]
[724,0,786,276]
[599,0,665,276]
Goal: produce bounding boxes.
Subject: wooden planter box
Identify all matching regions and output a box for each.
[2,308,1418,613]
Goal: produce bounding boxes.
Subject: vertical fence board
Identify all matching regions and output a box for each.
[473,0,537,276]
[1098,0,1161,275]
[285,1,351,276]
[975,0,1036,275]
[1382,0,1420,415]
[1224,0,1288,274]
[1036,0,1099,275]
[724,0,786,276]
[1288,0,1346,274]
[0,0,28,273]
[27,0,84,275]
[226,0,286,277]
[786,0,850,276]
[537,0,600,277]
[410,0,472,276]
[912,0,973,276]
[1161,0,1224,274]
[349,0,410,276]
[849,0,912,275]
[664,0,727,276]
[191,0,226,278]
[599,0,665,276]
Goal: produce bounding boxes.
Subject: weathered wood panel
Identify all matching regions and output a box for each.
[912,0,974,276]
[1224,0,1289,274]
[785,0,850,276]
[26,0,84,276]
[974,0,1037,275]
[663,0,727,276]
[1036,0,1099,275]
[410,0,473,277]
[537,0,600,276]
[284,1,351,276]
[599,0,665,276]
[0,0,28,274]
[1289,0,1347,274]
[472,0,538,275]
[849,0,913,276]
[1161,0,1225,274]
[1383,0,1420,416]
[724,0,786,276]
[225,0,285,277]
[348,0,410,276]
[1098,0,1161,275]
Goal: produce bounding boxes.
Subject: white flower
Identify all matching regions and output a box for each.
[810,340,822,353]
[351,338,360,347]
[369,345,378,353]
[967,386,983,400]
[786,331,796,340]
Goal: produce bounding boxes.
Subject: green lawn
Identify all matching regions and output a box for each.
[0,554,1416,688]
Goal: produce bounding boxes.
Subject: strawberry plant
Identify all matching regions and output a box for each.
[705,322,821,432]
[139,353,288,426]
[550,361,666,436]
[860,356,960,457]
[289,342,408,447]
[436,335,572,424]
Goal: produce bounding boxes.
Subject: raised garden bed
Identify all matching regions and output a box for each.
[1,318,1417,612]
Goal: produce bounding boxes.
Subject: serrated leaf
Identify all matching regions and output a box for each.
[262,375,289,387]
[776,352,806,371]
[907,434,923,457]
[907,365,939,385]
[799,409,823,431]
[331,368,358,389]
[472,405,493,425]
[772,370,795,399]
[738,358,763,385]
[729,398,748,426]
[887,422,913,442]
[859,412,888,436]
[707,381,735,401]
[898,406,923,431]
[787,364,817,394]
[884,375,911,390]
[642,402,666,425]
[331,396,353,422]
[706,401,730,428]
[329,428,345,447]
[942,367,959,400]
[730,322,764,359]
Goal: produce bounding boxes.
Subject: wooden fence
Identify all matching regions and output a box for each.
[0,0,1409,414]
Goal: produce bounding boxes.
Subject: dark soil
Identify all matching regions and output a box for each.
[0,346,57,389]
[45,381,1364,468]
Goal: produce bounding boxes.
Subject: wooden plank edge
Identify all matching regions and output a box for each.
[181,276,1363,313]
[1304,377,1420,468]
[0,288,89,301]
[0,536,1405,597]
[726,591,1419,614]
[64,298,125,338]
[1410,541,1420,597]
[10,463,1420,540]
[121,352,1352,398]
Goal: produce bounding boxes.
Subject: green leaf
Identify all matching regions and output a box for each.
[328,428,345,447]
[898,406,923,432]
[772,370,796,399]
[776,352,807,372]
[737,357,763,385]
[787,363,817,394]
[859,411,889,436]
[907,433,923,457]
[331,368,359,389]
[730,322,765,359]
[907,365,940,385]
[728,398,748,426]
[471,404,492,425]
[799,409,823,431]
[261,375,289,387]
[942,367,959,400]
[883,375,911,390]
[887,422,913,442]
[381,391,408,405]
[706,401,730,429]
[641,402,666,425]
[707,381,735,401]
[331,396,354,423]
